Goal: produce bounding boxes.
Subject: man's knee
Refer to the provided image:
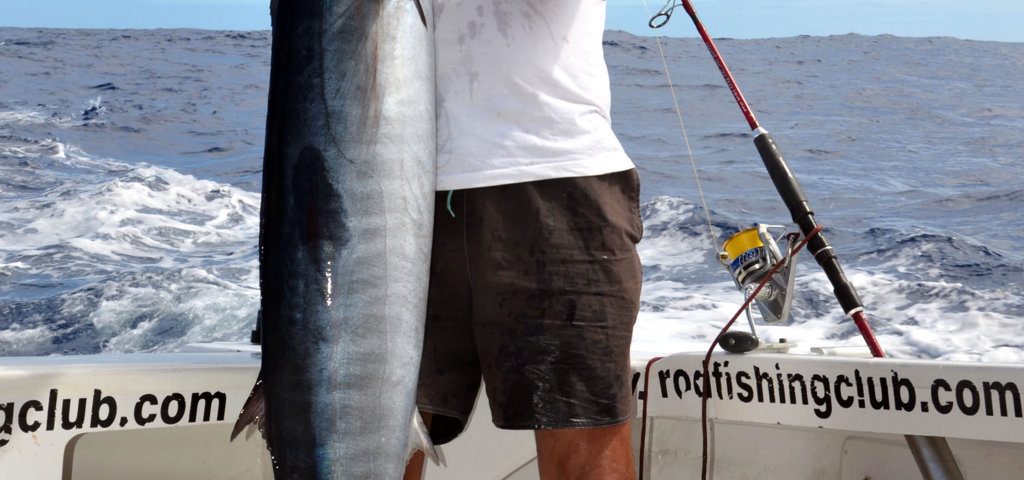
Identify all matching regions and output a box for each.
[535,421,636,480]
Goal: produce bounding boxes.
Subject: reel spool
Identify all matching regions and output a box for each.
[717,224,799,353]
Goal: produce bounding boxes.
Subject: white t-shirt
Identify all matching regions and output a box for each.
[433,0,635,190]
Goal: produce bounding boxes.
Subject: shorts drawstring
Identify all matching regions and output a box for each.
[446,190,456,218]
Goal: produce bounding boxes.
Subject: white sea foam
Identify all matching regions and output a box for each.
[630,197,1024,363]
[63,267,259,353]
[632,267,1024,363]
[637,197,720,276]
[0,262,29,275]
[0,141,261,354]
[0,108,76,129]
[848,271,1024,361]
[0,109,49,125]
[0,163,259,269]
[0,325,55,356]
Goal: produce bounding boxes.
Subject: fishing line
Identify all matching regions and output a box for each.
[639,0,721,252]
[633,1,735,475]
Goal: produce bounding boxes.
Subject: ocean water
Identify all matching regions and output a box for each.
[1,28,1022,362]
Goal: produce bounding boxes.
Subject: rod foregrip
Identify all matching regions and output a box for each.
[753,131,864,314]
[753,132,811,223]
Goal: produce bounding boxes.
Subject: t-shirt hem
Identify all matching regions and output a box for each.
[436,155,635,191]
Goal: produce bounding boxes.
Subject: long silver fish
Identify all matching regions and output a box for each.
[232,0,435,478]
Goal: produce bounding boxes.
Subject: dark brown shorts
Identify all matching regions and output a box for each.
[416,169,643,445]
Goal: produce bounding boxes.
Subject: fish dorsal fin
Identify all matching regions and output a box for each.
[231,370,267,441]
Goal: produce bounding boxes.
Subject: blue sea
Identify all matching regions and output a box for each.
[1,28,1022,361]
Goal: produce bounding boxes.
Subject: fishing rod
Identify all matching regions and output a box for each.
[650,1,965,478]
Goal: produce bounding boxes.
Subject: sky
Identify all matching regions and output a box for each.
[1,0,1022,43]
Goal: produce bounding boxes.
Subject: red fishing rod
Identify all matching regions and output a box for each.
[655,0,882,355]
[649,1,965,479]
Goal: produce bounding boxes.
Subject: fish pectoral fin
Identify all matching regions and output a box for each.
[230,370,268,442]
[409,410,445,467]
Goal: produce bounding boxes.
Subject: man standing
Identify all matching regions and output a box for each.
[407,0,642,478]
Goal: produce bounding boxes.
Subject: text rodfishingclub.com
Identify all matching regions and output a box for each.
[4,362,1023,447]
[635,361,1023,420]
[0,389,226,447]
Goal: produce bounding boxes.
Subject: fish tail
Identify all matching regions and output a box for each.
[230,369,267,441]
[409,410,444,467]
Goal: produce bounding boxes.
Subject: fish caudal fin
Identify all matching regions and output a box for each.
[230,370,267,441]
[409,410,444,467]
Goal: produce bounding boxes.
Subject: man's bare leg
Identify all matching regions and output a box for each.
[403,412,432,480]
[404,449,428,480]
[535,420,636,480]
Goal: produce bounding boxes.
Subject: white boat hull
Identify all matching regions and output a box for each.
[2,344,1023,479]
[637,351,1024,479]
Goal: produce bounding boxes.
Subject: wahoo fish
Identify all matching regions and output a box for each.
[231,0,435,478]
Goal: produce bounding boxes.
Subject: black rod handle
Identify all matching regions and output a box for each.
[752,130,863,315]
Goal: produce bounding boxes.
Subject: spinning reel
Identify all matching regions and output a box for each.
[717,224,800,353]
